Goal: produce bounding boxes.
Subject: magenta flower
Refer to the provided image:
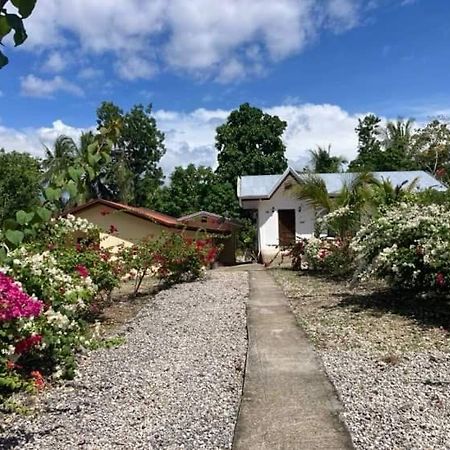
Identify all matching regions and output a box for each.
[75,264,90,278]
[0,272,43,321]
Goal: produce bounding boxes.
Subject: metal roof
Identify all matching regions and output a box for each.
[238,168,447,199]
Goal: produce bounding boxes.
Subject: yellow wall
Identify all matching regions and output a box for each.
[74,204,197,250]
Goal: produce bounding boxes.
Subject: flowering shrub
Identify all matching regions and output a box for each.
[290,237,353,276]
[317,206,358,240]
[1,215,123,398]
[0,272,44,395]
[351,203,450,290]
[121,232,221,295]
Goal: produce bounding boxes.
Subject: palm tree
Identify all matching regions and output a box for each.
[308,145,347,173]
[368,177,419,212]
[380,118,414,149]
[292,172,377,240]
[43,135,77,183]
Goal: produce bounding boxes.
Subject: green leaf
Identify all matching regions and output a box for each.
[5,229,24,246]
[16,210,34,225]
[36,207,52,222]
[0,49,8,69]
[0,246,7,263]
[87,142,98,154]
[2,218,17,230]
[10,0,37,19]
[0,16,11,39]
[68,166,82,182]
[66,180,78,198]
[5,14,27,46]
[86,166,95,181]
[44,187,61,202]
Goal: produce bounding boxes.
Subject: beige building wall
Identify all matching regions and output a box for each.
[73,204,198,250]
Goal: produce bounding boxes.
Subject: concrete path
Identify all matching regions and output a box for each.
[233,270,354,450]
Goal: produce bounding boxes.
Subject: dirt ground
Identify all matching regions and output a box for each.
[271,268,450,354]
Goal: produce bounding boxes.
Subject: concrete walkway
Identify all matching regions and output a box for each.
[233,270,354,450]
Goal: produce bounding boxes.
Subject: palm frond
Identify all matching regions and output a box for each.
[291,174,332,212]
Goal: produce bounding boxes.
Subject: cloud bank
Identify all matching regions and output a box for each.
[23,0,363,81]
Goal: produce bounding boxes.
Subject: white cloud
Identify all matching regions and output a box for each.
[114,55,157,81]
[0,120,87,155]
[24,0,365,82]
[43,51,68,72]
[20,74,84,98]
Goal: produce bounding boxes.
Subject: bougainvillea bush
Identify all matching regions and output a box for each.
[351,203,450,291]
[121,232,220,295]
[292,237,353,276]
[0,216,123,398]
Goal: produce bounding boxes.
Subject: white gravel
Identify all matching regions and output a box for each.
[0,271,248,450]
[322,351,450,450]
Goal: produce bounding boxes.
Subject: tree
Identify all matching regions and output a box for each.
[378,118,417,170]
[43,135,77,183]
[215,103,288,187]
[349,115,417,171]
[154,164,216,217]
[0,0,37,68]
[411,120,450,180]
[153,164,240,219]
[96,102,166,206]
[292,172,377,240]
[0,150,41,226]
[348,114,383,171]
[308,145,347,173]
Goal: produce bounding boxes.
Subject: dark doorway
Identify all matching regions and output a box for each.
[278,209,296,246]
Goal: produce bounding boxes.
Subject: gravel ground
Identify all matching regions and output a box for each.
[272,268,450,450]
[0,271,248,450]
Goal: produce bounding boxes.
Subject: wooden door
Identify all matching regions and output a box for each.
[278,209,296,247]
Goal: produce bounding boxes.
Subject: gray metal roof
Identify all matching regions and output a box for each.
[238,168,447,199]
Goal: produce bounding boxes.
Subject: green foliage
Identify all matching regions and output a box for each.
[152,164,240,219]
[0,150,41,228]
[293,172,378,241]
[0,0,37,68]
[411,120,450,182]
[2,122,121,251]
[215,103,288,187]
[96,102,166,206]
[349,115,417,171]
[308,145,347,173]
[121,232,220,295]
[153,164,216,217]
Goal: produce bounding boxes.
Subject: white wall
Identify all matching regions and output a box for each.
[256,177,315,257]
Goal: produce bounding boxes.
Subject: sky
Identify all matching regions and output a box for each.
[1,0,449,176]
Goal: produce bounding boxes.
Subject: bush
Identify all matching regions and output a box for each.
[121,232,221,295]
[351,202,450,291]
[290,237,353,277]
[0,215,123,398]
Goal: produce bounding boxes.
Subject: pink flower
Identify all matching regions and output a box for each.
[100,209,110,216]
[436,272,446,287]
[75,264,90,278]
[0,273,43,321]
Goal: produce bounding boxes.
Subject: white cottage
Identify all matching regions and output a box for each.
[237,167,446,263]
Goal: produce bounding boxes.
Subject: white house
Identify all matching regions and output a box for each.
[237,167,446,263]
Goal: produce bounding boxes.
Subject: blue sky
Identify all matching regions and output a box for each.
[0,0,449,175]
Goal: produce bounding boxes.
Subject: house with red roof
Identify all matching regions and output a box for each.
[68,199,239,265]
